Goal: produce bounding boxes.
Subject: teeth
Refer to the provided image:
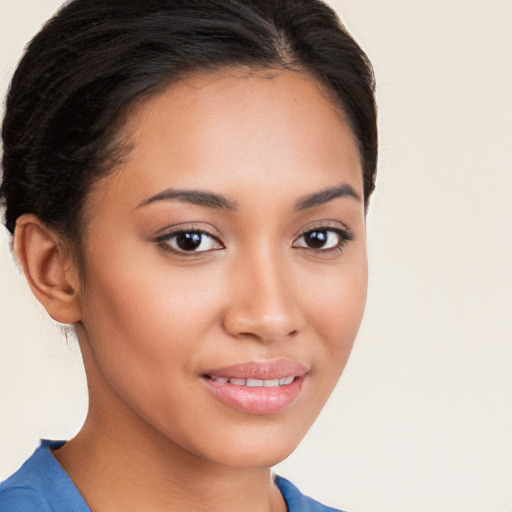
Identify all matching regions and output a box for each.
[246,379,264,387]
[210,376,295,387]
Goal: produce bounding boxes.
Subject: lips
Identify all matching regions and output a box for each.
[202,359,309,415]
[210,376,295,387]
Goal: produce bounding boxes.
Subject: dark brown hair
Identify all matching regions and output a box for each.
[1,0,377,241]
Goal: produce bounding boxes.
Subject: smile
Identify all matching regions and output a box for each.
[209,376,295,387]
[202,359,308,415]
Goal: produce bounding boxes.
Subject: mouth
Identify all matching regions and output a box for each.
[202,359,308,415]
[207,376,296,387]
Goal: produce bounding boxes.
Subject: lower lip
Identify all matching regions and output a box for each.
[203,377,305,415]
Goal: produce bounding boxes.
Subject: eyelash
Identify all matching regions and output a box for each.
[155,225,354,256]
[292,226,354,254]
[155,229,223,254]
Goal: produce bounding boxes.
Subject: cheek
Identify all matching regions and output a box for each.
[305,255,368,366]
[81,256,224,349]
[77,257,230,442]
[78,247,227,396]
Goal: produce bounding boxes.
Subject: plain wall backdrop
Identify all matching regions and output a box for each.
[0,1,511,511]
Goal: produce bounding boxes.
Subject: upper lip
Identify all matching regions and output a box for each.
[204,359,309,380]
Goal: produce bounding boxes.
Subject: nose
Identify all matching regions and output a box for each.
[223,250,304,344]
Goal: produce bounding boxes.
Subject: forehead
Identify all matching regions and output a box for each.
[87,69,363,215]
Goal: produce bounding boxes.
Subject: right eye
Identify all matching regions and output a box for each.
[156,230,223,254]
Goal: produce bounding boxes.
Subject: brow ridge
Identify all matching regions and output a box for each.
[137,189,238,210]
[294,183,361,210]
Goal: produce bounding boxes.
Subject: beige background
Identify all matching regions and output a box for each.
[1,1,511,511]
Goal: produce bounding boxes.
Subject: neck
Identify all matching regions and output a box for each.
[54,334,286,512]
[54,432,281,512]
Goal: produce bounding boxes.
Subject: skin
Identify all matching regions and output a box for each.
[15,69,368,511]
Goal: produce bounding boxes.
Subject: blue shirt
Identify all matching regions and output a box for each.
[0,440,344,511]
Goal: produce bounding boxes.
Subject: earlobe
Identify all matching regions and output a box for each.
[14,214,82,325]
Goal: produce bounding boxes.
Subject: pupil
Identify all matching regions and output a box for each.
[177,232,202,251]
[306,230,327,249]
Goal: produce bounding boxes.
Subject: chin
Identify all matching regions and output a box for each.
[191,421,308,470]
[211,442,298,470]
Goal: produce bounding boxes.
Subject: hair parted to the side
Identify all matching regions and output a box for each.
[0,0,377,242]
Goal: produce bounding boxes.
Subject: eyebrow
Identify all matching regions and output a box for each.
[137,189,238,210]
[137,183,360,211]
[294,183,361,210]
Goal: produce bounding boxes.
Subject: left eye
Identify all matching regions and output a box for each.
[293,228,348,251]
[158,230,222,253]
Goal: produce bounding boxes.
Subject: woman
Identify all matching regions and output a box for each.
[0,0,377,510]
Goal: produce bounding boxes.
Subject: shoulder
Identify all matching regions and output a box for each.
[0,441,55,512]
[0,440,90,512]
[275,475,348,512]
[0,484,52,512]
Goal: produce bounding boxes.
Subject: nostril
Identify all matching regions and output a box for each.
[222,283,304,343]
[224,323,300,344]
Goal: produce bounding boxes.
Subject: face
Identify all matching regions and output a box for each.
[76,70,367,469]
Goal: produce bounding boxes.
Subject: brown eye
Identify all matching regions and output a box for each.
[293,228,353,251]
[303,230,330,249]
[175,232,203,251]
[159,230,223,253]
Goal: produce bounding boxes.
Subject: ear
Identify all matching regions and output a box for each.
[14,214,82,325]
